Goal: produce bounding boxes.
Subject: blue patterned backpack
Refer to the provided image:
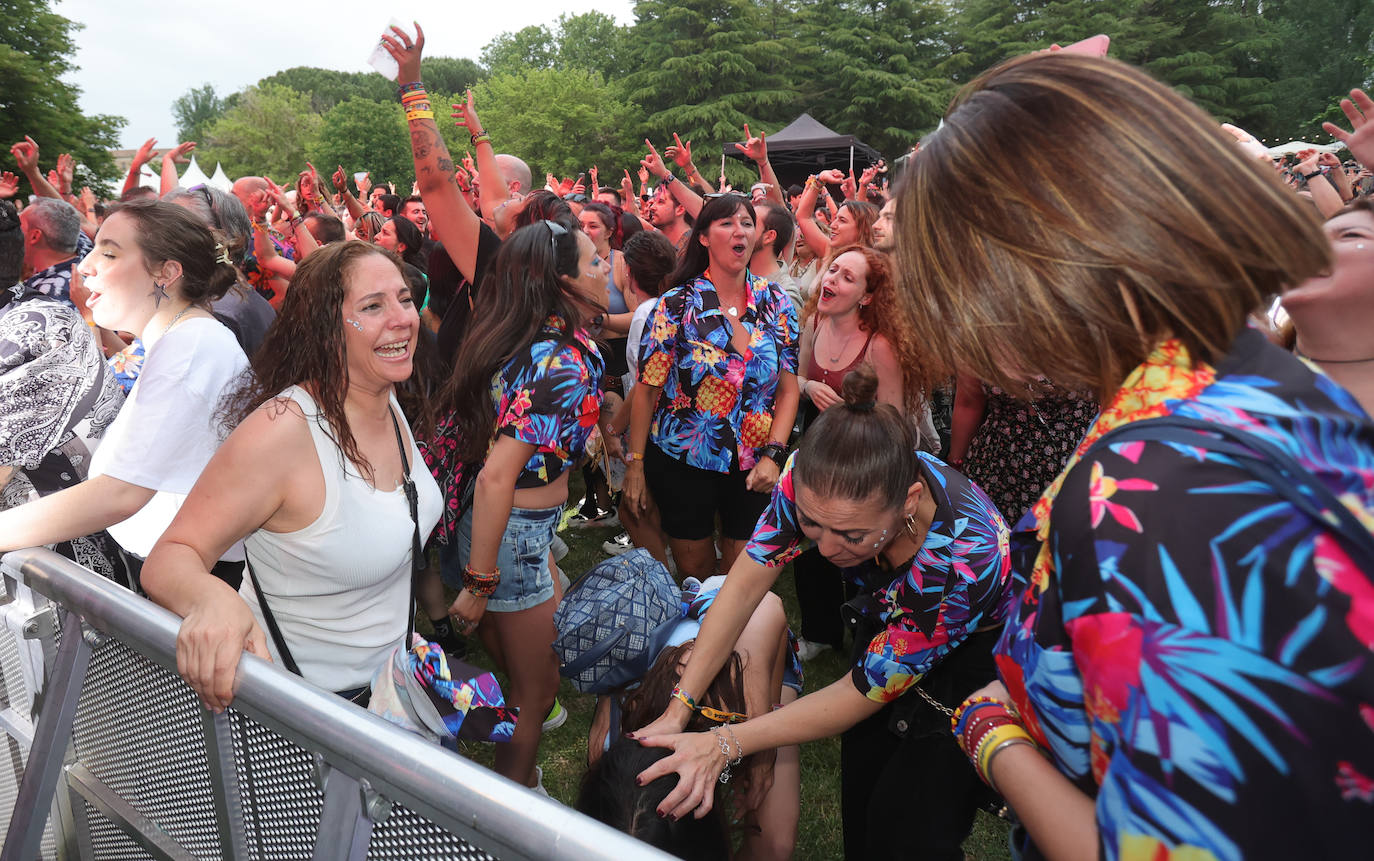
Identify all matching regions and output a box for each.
[554,549,684,694]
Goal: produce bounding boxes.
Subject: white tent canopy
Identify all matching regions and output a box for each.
[175,155,211,189]
[207,162,232,191]
[1266,140,1347,157]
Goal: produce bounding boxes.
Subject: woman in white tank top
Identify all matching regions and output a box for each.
[143,242,440,710]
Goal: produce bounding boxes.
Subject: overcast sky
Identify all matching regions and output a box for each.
[55,0,636,149]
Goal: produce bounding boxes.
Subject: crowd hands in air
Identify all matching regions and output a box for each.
[2,17,1374,861]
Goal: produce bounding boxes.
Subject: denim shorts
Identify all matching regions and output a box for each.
[449,504,562,612]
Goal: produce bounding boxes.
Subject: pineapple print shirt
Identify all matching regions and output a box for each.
[638,270,799,473]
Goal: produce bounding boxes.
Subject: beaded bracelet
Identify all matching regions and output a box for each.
[670,685,697,712]
[951,695,1006,739]
[398,81,426,96]
[959,708,1017,763]
[462,564,499,598]
[470,132,492,146]
[401,93,430,107]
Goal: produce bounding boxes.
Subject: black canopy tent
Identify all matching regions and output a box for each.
[724,113,882,191]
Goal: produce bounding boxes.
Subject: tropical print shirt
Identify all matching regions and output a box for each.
[492,316,604,489]
[745,450,1012,702]
[639,270,799,473]
[22,257,77,306]
[996,329,1374,861]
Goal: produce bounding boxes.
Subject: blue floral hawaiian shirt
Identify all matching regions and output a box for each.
[639,270,798,473]
[744,450,1012,702]
[997,329,1374,860]
[493,316,604,489]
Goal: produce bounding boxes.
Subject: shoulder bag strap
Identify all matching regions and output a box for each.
[243,550,301,676]
[389,405,422,646]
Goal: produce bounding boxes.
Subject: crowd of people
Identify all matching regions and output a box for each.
[2,19,1373,861]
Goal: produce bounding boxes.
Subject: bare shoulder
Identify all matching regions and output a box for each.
[220,396,314,462]
[869,333,899,365]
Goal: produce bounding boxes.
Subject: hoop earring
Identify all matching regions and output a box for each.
[905,512,919,536]
[345,318,363,332]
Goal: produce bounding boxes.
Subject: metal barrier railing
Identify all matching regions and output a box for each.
[0,547,673,861]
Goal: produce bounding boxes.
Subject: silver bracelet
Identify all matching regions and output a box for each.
[982,737,1037,795]
[708,728,734,784]
[722,725,744,765]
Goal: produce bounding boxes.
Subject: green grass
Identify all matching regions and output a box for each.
[429,486,1012,860]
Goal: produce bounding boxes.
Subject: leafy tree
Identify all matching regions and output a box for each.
[305,97,413,194]
[422,57,487,94]
[481,25,557,76]
[172,84,225,144]
[621,0,797,145]
[197,84,322,181]
[0,0,123,193]
[555,11,629,80]
[256,67,393,113]
[1265,0,1374,140]
[793,0,958,156]
[470,68,642,178]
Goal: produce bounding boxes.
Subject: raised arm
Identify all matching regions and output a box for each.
[642,139,703,220]
[734,124,786,208]
[1323,88,1374,168]
[159,141,196,196]
[664,133,713,196]
[11,137,61,199]
[456,90,509,236]
[794,170,843,260]
[332,165,367,221]
[121,137,158,198]
[382,26,483,282]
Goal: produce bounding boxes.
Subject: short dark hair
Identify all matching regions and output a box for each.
[304,212,346,244]
[376,193,401,216]
[401,195,424,211]
[756,201,794,258]
[621,230,676,297]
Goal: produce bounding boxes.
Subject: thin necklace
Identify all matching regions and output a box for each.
[159,304,197,339]
[1296,350,1374,364]
[823,316,859,364]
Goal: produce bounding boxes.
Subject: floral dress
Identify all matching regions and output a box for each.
[964,382,1097,524]
[639,270,798,473]
[997,329,1374,860]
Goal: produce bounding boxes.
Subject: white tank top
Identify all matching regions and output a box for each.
[240,385,441,690]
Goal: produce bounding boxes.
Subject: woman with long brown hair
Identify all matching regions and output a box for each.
[142,241,441,710]
[897,53,1374,859]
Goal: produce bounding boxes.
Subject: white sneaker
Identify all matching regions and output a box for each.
[796,638,832,661]
[601,531,634,556]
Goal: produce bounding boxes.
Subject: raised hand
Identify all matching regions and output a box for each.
[355,172,371,195]
[56,152,75,193]
[841,171,858,200]
[0,172,17,199]
[589,164,600,193]
[816,168,845,185]
[1322,89,1374,169]
[734,123,768,163]
[638,164,650,186]
[379,22,425,84]
[11,136,39,174]
[451,89,485,138]
[621,169,636,204]
[641,139,671,180]
[665,132,694,169]
[163,141,196,165]
[462,150,476,176]
[132,137,158,167]
[80,186,96,213]
[858,163,879,188]
[331,165,348,193]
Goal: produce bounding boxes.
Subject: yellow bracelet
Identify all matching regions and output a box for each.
[975,723,1033,781]
[405,109,435,121]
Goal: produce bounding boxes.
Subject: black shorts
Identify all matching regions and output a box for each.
[644,442,771,541]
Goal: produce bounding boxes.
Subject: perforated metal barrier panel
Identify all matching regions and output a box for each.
[0,549,675,861]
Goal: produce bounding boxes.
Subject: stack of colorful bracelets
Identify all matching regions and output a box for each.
[951,695,1039,794]
[462,563,498,599]
[398,81,433,122]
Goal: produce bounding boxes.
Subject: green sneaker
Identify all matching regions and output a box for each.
[542,698,568,731]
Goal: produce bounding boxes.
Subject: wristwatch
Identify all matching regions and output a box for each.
[759,442,788,469]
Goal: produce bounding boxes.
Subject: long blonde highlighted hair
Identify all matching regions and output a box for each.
[895,53,1329,402]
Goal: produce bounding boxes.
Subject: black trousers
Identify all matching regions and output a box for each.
[791,547,853,650]
[839,626,1001,860]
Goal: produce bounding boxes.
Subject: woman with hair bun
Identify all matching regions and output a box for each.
[0,199,249,587]
[631,365,1013,860]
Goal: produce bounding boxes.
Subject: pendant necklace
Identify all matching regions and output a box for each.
[825,316,858,364]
